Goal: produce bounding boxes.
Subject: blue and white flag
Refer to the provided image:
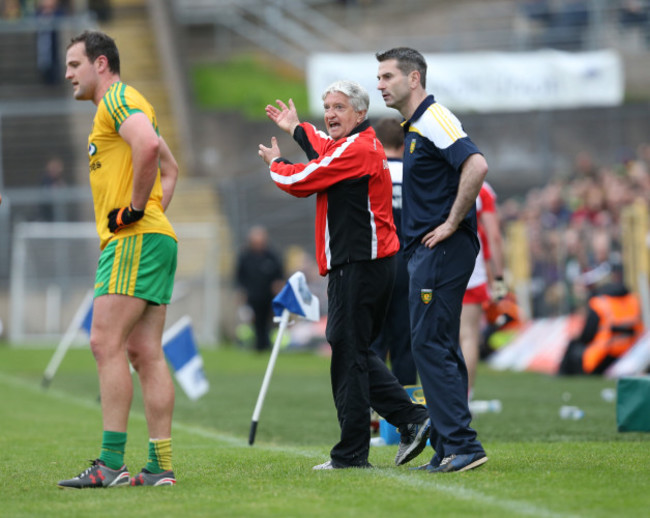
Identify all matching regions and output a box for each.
[272,271,320,322]
[162,316,209,400]
[81,301,93,335]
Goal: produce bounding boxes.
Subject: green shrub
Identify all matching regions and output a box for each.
[191,54,309,120]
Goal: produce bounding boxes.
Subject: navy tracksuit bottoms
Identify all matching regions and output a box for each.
[407,229,485,465]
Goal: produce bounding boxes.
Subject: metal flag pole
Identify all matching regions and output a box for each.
[248,308,291,445]
[41,290,93,388]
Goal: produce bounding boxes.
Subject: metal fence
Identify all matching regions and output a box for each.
[172,0,650,67]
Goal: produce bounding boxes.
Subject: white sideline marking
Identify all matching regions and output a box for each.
[0,372,575,518]
[382,470,576,518]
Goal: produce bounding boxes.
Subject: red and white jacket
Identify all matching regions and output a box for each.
[269,120,399,276]
[467,181,498,290]
[477,181,497,260]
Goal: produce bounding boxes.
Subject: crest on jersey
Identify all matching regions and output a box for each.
[409,138,416,154]
[421,289,433,304]
[88,142,97,157]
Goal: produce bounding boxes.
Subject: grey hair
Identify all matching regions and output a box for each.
[322,80,369,115]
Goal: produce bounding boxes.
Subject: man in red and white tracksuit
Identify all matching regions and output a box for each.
[461,181,505,395]
[258,82,429,470]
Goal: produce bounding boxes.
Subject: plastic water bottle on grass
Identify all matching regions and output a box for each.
[559,405,584,420]
[469,399,502,414]
[600,388,616,402]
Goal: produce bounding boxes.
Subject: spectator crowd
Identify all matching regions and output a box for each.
[498,143,650,318]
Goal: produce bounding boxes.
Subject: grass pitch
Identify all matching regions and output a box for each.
[0,344,648,517]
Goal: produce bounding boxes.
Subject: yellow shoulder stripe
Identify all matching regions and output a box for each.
[428,104,463,142]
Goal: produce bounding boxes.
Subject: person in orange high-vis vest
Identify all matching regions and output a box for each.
[559,283,644,375]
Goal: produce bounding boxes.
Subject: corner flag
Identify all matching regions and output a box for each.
[42,290,94,388]
[162,316,209,401]
[271,271,320,322]
[249,271,320,445]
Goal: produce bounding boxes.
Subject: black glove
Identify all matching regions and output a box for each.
[107,204,145,233]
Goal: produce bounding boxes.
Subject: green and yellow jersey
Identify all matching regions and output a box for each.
[88,81,176,250]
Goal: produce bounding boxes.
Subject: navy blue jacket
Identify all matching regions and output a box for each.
[401,95,481,258]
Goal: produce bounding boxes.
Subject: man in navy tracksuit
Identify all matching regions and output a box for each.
[258,81,430,470]
[377,47,489,472]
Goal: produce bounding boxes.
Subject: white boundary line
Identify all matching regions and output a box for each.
[0,372,576,518]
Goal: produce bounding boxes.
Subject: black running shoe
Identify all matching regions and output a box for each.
[395,417,431,466]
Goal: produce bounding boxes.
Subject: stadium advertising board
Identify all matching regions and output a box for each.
[307,50,623,116]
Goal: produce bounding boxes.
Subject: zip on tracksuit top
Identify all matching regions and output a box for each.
[269,120,400,276]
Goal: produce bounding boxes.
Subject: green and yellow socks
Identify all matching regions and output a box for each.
[99,430,127,470]
[145,438,173,473]
[98,433,172,474]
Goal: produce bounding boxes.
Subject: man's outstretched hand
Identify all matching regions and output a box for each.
[265,98,300,135]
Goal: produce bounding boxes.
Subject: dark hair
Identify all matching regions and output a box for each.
[374,117,404,150]
[68,30,120,75]
[375,47,427,89]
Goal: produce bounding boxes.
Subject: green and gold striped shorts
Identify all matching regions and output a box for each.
[94,233,177,305]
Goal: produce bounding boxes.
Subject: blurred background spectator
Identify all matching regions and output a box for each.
[235,225,285,352]
[619,0,650,47]
[34,0,66,85]
[39,155,66,221]
[520,0,591,50]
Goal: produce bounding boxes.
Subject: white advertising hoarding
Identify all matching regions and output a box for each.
[307,50,624,117]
